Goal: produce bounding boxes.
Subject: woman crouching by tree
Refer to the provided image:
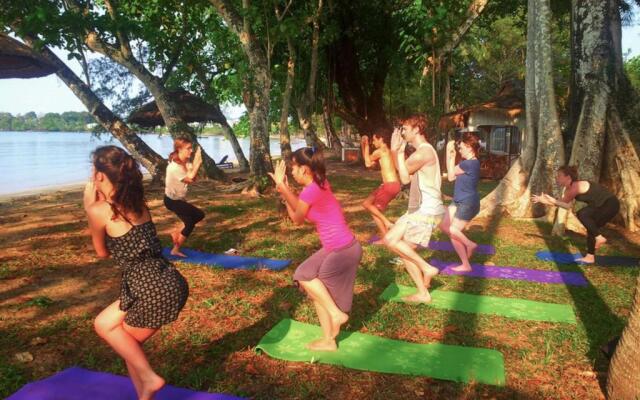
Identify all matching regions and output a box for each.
[532,165,620,264]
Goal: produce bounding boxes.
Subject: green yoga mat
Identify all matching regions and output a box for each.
[380,283,576,324]
[256,319,505,386]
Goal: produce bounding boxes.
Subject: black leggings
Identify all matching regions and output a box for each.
[576,196,620,254]
[164,196,205,238]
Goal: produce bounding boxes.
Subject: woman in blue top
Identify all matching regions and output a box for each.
[439,131,481,272]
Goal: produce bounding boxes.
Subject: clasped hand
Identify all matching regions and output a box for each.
[390,127,406,152]
[268,160,289,191]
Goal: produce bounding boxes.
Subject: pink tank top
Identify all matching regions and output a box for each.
[299,181,354,251]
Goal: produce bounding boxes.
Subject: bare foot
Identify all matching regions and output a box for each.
[421,265,439,289]
[330,311,349,338]
[170,230,180,246]
[170,247,187,258]
[577,255,595,264]
[306,338,338,351]
[402,292,432,304]
[139,374,165,400]
[595,236,607,250]
[467,242,478,259]
[451,264,473,272]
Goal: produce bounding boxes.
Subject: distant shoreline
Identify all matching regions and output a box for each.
[0,130,302,139]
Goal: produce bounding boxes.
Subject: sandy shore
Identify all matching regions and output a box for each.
[0,174,153,203]
[0,182,87,203]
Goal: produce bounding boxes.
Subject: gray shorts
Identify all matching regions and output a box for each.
[293,239,362,312]
[395,212,443,247]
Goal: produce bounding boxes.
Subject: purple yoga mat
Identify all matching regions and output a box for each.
[7,367,245,400]
[368,236,496,255]
[430,259,588,286]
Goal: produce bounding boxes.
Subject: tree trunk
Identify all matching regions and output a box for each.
[607,273,640,399]
[82,34,226,181]
[18,34,167,179]
[433,0,489,61]
[245,65,274,178]
[193,66,250,171]
[209,0,274,180]
[323,99,342,152]
[479,0,565,218]
[123,64,226,180]
[219,119,250,171]
[565,0,640,232]
[279,39,296,164]
[295,0,326,149]
[328,34,392,138]
[443,58,452,113]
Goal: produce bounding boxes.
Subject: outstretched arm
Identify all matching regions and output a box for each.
[532,184,579,209]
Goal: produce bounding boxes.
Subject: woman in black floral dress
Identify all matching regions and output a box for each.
[84,146,188,400]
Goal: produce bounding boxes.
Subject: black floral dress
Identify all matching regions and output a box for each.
[106,220,189,328]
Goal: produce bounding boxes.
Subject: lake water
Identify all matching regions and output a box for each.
[0,131,306,195]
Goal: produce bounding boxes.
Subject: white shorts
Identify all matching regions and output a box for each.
[395,212,443,247]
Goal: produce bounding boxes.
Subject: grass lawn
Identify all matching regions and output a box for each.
[1,159,639,399]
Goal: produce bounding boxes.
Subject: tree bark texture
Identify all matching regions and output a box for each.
[296,0,326,149]
[433,0,489,62]
[209,0,274,178]
[323,99,343,152]
[328,31,391,138]
[80,45,225,181]
[607,272,640,400]
[279,39,295,164]
[18,34,167,180]
[568,0,640,232]
[479,0,565,219]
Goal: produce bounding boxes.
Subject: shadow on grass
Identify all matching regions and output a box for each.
[533,220,625,392]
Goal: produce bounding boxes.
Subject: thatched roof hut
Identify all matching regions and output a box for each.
[438,79,524,133]
[0,34,58,79]
[127,89,226,127]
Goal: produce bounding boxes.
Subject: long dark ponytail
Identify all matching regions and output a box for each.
[292,147,327,188]
[92,146,147,220]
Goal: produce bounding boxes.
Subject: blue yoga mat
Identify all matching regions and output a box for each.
[535,251,639,267]
[7,367,244,400]
[163,248,291,270]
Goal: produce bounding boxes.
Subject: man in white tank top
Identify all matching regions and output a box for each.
[383,115,444,303]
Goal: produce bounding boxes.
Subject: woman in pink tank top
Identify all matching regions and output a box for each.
[269,148,362,351]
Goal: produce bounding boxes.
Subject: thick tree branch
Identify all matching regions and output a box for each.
[103,0,133,59]
[424,0,489,76]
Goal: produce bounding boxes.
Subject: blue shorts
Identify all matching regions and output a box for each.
[452,200,480,221]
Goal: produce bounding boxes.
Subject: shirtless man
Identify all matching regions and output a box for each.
[361,132,401,241]
[383,115,445,303]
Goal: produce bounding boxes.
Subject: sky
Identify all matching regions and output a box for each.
[1,16,640,118]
